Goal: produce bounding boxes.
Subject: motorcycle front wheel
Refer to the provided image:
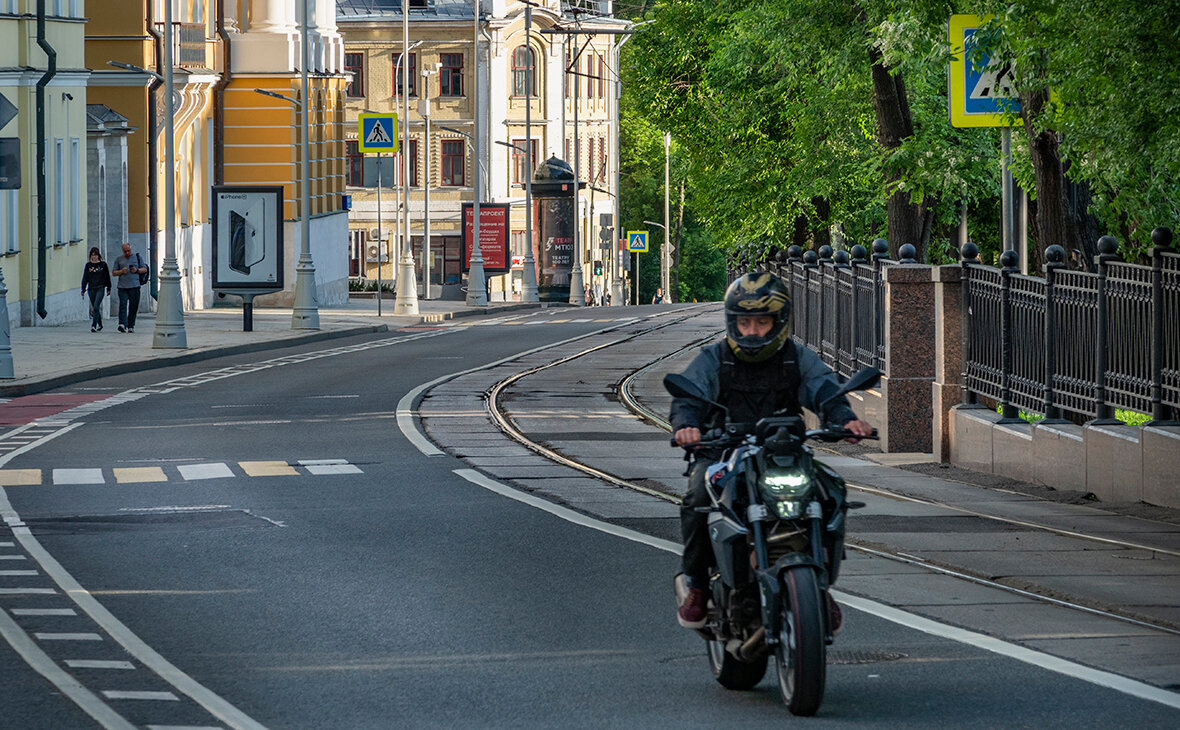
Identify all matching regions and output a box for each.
[775,565,826,715]
[707,638,768,690]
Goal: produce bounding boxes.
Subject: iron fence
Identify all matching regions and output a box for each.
[962,228,1178,422]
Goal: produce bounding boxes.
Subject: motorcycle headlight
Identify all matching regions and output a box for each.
[759,469,813,519]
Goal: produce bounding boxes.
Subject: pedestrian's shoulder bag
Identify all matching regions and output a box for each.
[136,254,149,286]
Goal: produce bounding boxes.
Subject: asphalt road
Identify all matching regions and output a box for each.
[1,309,1177,728]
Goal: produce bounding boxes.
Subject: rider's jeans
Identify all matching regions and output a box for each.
[680,459,713,585]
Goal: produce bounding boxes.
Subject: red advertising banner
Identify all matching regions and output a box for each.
[462,203,511,274]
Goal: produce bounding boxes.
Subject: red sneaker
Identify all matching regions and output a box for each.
[677,587,708,629]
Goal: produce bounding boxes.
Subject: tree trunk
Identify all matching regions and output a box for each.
[671,178,685,298]
[1019,87,1070,270]
[811,196,831,250]
[868,45,928,260]
[1063,169,1102,271]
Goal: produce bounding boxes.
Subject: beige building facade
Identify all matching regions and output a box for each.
[337,0,624,301]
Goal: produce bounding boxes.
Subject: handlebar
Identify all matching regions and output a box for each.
[671,426,878,449]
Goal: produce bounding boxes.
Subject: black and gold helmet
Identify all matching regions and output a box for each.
[724,272,793,362]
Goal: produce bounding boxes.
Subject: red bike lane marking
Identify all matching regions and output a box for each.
[0,394,109,425]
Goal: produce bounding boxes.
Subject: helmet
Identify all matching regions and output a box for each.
[724,272,792,362]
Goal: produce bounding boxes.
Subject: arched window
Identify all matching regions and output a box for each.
[512,45,536,97]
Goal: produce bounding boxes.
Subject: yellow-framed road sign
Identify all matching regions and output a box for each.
[948,15,1021,128]
[627,230,649,253]
[358,113,398,153]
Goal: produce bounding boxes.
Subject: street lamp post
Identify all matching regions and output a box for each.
[395,1,419,314]
[420,61,441,300]
[644,219,666,304]
[495,140,538,303]
[663,130,671,303]
[467,0,487,307]
[109,23,186,347]
[291,0,319,329]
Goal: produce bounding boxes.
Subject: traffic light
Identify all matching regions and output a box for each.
[593,262,603,276]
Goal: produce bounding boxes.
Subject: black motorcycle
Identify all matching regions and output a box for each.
[665,367,880,715]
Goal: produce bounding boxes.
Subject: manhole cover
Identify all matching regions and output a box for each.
[828,650,908,665]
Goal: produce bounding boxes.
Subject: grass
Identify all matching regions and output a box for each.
[995,404,1151,426]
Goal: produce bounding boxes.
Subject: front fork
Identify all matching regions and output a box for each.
[754,499,829,646]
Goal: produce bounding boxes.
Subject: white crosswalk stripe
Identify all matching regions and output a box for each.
[3,459,368,486]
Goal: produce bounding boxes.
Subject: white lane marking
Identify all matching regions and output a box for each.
[303,464,363,475]
[398,320,649,457]
[53,468,105,485]
[12,608,77,616]
[0,488,268,730]
[0,605,136,729]
[453,470,680,554]
[36,632,104,641]
[297,459,348,465]
[0,569,38,576]
[0,423,83,468]
[452,467,1180,711]
[0,587,56,595]
[0,541,13,547]
[102,690,180,701]
[65,660,136,670]
[0,554,29,559]
[147,726,225,730]
[177,463,234,481]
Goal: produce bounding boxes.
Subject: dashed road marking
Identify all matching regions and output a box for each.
[0,460,367,486]
[299,459,363,475]
[36,632,104,641]
[177,464,234,481]
[0,469,40,485]
[53,468,105,485]
[11,608,76,616]
[240,461,298,477]
[65,659,135,670]
[102,690,180,701]
[0,570,38,576]
[113,467,168,484]
[0,554,28,559]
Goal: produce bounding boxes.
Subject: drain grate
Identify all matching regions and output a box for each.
[828,650,908,665]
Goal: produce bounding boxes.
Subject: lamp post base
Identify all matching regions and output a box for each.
[520,259,539,303]
[610,279,624,307]
[395,254,420,314]
[291,256,320,330]
[568,266,586,306]
[466,260,488,307]
[152,263,188,349]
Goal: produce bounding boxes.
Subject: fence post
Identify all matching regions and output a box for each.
[999,250,1022,423]
[871,238,889,372]
[1093,235,1122,424]
[1042,244,1068,423]
[803,249,819,351]
[1148,227,1176,424]
[850,244,867,370]
[833,249,851,377]
[788,245,804,343]
[819,246,833,366]
[959,242,982,407]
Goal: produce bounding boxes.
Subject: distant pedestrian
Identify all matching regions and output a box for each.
[585,284,593,306]
[652,287,665,305]
[80,247,111,332]
[112,242,148,333]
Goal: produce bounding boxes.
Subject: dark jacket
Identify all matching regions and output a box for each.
[669,340,858,433]
[81,261,112,294]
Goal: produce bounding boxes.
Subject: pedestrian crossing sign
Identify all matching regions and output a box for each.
[948,15,1021,128]
[627,231,649,253]
[358,113,398,152]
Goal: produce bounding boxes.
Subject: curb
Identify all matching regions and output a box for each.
[0,323,389,398]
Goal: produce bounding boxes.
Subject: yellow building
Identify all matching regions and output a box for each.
[0,0,90,326]
[337,0,624,301]
[85,0,351,313]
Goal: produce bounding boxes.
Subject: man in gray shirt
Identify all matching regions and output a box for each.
[111,242,148,333]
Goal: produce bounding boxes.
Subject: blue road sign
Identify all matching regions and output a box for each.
[627,231,649,253]
[358,113,398,153]
[948,15,1021,128]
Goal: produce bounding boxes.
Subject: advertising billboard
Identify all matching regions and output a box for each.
[462,203,511,275]
[212,185,284,290]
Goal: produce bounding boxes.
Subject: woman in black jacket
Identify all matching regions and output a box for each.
[81,247,112,332]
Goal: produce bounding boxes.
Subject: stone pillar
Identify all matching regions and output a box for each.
[881,264,936,453]
[931,265,963,460]
[250,0,295,33]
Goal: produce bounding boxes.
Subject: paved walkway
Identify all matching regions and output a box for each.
[0,296,563,396]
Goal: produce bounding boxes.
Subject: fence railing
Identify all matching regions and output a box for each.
[960,228,1178,422]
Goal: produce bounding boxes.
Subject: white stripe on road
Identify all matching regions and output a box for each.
[0,554,28,559]
[11,608,76,616]
[53,468,105,485]
[452,467,1180,711]
[177,463,234,481]
[0,570,38,576]
[36,632,103,641]
[0,423,83,468]
[303,464,363,475]
[0,604,136,729]
[65,660,136,670]
[102,690,180,701]
[0,587,56,595]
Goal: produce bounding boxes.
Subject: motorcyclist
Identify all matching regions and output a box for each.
[670,271,873,629]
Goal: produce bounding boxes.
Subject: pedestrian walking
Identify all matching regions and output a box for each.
[112,242,148,333]
[80,247,111,332]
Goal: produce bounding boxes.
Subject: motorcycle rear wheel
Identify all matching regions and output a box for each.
[775,565,826,715]
[707,638,768,690]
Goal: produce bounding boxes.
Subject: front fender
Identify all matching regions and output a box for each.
[756,554,823,637]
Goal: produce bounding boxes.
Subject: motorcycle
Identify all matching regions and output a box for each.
[665,367,880,716]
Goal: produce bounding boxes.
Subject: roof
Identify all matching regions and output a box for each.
[337,0,474,21]
[86,104,134,132]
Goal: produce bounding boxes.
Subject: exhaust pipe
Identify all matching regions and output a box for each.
[732,626,768,661]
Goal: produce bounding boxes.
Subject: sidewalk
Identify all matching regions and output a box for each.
[0,296,555,397]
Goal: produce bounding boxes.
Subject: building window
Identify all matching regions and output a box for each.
[512,46,536,97]
[440,53,463,97]
[587,137,595,181]
[511,138,538,185]
[394,52,417,97]
[441,140,465,186]
[2,190,16,252]
[586,54,594,99]
[345,52,365,97]
[398,139,420,187]
[598,54,605,98]
[346,141,364,186]
[511,231,526,259]
[598,135,608,180]
[70,138,80,240]
[54,138,64,244]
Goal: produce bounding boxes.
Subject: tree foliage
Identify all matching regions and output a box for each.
[618,0,1179,271]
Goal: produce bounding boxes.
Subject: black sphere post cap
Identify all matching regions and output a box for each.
[775,249,788,263]
[787,245,803,259]
[899,243,917,262]
[1000,250,1019,269]
[851,244,868,261]
[803,250,819,265]
[1152,227,1174,249]
[834,250,850,265]
[1045,244,1066,263]
[871,238,889,256]
[818,245,833,260]
[1097,235,1119,255]
[961,241,979,261]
